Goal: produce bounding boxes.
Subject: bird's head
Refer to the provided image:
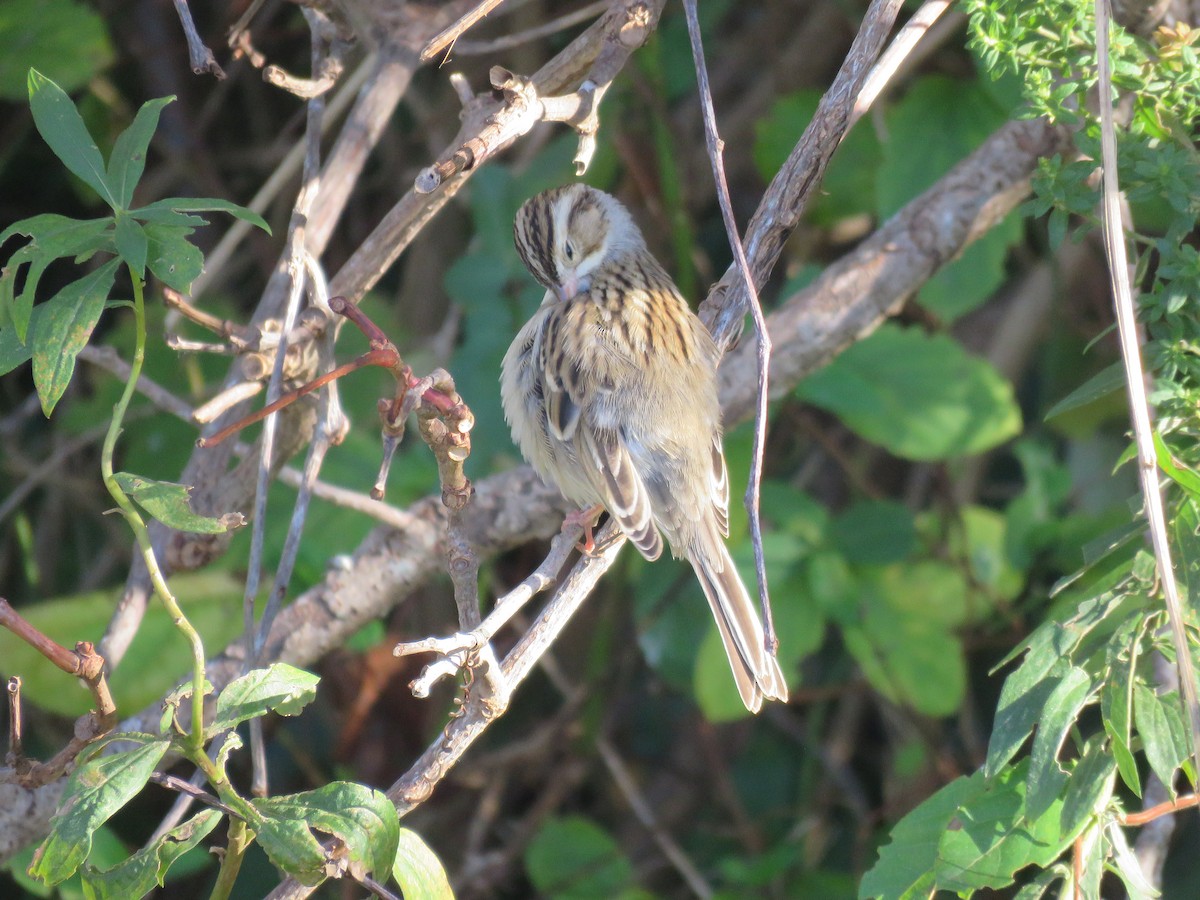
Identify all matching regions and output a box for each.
[514,184,644,301]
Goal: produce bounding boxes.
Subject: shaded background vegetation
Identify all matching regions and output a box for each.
[1,0,1190,896]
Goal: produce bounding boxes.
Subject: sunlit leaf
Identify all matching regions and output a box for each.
[29,739,169,885]
[30,257,120,415]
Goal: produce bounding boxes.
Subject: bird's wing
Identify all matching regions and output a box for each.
[538,299,663,561]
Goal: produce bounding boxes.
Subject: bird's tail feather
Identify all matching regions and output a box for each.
[690,539,788,713]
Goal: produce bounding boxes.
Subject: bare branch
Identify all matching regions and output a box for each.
[170,0,226,78]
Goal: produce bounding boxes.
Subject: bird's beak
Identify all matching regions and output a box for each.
[555,271,590,302]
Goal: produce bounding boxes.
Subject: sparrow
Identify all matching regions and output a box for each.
[500,184,788,713]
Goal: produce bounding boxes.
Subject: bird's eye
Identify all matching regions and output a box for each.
[564,241,576,262]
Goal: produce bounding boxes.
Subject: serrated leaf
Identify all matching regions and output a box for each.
[0,214,113,342]
[209,663,319,736]
[113,215,147,278]
[144,224,203,292]
[859,773,979,899]
[29,739,169,885]
[107,96,174,209]
[80,809,220,899]
[112,472,234,533]
[935,760,1077,892]
[27,69,116,207]
[134,197,271,235]
[987,623,1073,777]
[1026,665,1093,819]
[30,257,120,415]
[525,816,637,899]
[797,324,1022,461]
[392,828,453,900]
[252,783,398,887]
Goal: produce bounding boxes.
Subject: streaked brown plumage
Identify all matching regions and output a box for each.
[501,184,787,712]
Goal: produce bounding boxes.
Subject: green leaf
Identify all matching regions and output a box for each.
[753,90,881,225]
[0,295,49,374]
[875,75,1014,319]
[209,663,320,736]
[1026,665,1093,819]
[525,816,637,899]
[0,571,245,717]
[1101,616,1142,796]
[1106,820,1162,900]
[1155,432,1200,499]
[252,782,399,887]
[112,472,237,534]
[935,760,1078,892]
[878,76,1010,219]
[30,257,120,415]
[29,739,170,885]
[1059,737,1115,837]
[1134,683,1192,792]
[986,624,1074,778]
[797,324,1022,461]
[829,500,916,565]
[919,213,1022,321]
[134,197,271,235]
[107,96,174,209]
[1044,362,1126,420]
[859,773,979,899]
[0,214,114,342]
[80,809,220,899]
[392,828,453,900]
[844,562,969,716]
[0,0,114,99]
[27,69,116,207]
[143,224,204,292]
[113,215,147,278]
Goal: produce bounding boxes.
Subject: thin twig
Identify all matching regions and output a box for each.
[244,8,332,799]
[170,0,226,78]
[1094,0,1200,802]
[1121,792,1200,826]
[421,0,509,62]
[849,0,958,130]
[681,0,776,652]
[453,1,610,55]
[699,0,905,351]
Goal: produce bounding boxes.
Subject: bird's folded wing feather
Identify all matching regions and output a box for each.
[538,301,663,561]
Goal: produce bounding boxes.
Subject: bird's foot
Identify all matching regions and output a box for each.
[562,504,604,555]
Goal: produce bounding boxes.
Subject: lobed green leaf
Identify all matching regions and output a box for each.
[0,214,113,342]
[1025,665,1093,819]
